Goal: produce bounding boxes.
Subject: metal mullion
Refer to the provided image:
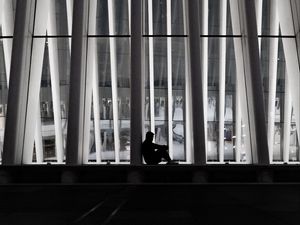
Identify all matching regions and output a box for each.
[108,0,120,163]
[267,0,279,162]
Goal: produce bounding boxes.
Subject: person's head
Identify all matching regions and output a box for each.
[145,131,154,142]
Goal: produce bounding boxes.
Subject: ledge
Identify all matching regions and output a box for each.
[0,164,299,184]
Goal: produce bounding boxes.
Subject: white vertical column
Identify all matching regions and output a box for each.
[267,0,279,162]
[108,0,120,163]
[183,0,192,163]
[218,0,227,163]
[148,0,155,133]
[202,0,208,154]
[48,0,65,163]
[255,0,263,52]
[166,0,173,158]
[278,0,300,158]
[34,101,44,163]
[128,0,131,34]
[89,0,102,163]
[66,0,73,48]
[1,0,14,84]
[283,69,292,163]
[22,0,48,163]
[230,0,252,163]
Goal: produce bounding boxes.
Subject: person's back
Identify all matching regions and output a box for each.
[141,131,177,165]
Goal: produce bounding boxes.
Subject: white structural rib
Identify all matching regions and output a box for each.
[148,0,155,133]
[22,0,47,163]
[22,38,45,163]
[48,0,64,163]
[34,101,43,163]
[202,0,208,155]
[108,0,120,163]
[283,69,292,163]
[90,0,102,163]
[166,0,173,158]
[1,0,14,85]
[230,0,252,163]
[278,0,300,160]
[66,0,73,49]
[255,0,263,52]
[128,0,131,34]
[183,0,192,163]
[267,0,279,162]
[218,0,227,163]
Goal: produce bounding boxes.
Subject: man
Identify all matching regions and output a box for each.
[141,131,178,165]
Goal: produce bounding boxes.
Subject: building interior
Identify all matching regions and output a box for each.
[0,0,300,224]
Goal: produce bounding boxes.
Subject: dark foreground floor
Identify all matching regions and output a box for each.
[0,165,299,225]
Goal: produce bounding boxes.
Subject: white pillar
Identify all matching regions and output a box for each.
[166,0,173,158]
[34,101,44,163]
[283,69,292,163]
[201,0,208,154]
[278,0,300,157]
[108,0,120,163]
[48,0,64,163]
[183,0,192,163]
[255,0,263,53]
[267,0,279,162]
[148,0,155,133]
[89,0,102,163]
[218,0,227,163]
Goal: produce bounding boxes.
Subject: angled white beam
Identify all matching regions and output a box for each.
[66,0,73,48]
[3,0,35,164]
[283,69,292,163]
[34,101,43,163]
[148,0,155,133]
[218,0,227,163]
[48,0,64,163]
[167,0,173,158]
[1,0,14,85]
[230,0,253,163]
[22,0,48,163]
[278,0,300,157]
[89,0,102,163]
[22,39,45,163]
[182,0,192,163]
[108,0,120,163]
[201,0,208,154]
[255,0,263,52]
[267,0,279,162]
[240,0,270,164]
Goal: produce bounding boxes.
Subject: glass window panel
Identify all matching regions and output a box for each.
[31,38,71,163]
[93,0,129,35]
[206,37,251,163]
[144,0,186,35]
[87,38,130,163]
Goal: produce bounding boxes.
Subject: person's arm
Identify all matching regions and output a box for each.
[153,143,168,150]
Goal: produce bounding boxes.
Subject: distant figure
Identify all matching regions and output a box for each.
[142,131,178,165]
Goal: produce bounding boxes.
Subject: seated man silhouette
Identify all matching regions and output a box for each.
[142,131,177,165]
